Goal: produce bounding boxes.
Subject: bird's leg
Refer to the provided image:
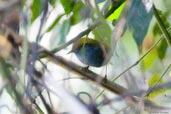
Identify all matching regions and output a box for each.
[104,66,108,82]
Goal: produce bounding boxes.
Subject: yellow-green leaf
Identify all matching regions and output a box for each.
[147,74,164,99]
[107,2,126,21]
[93,22,111,46]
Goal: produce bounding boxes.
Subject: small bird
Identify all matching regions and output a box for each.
[70,38,111,67]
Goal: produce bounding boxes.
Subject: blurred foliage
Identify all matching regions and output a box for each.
[147,74,165,99]
[1,0,171,113]
[107,2,126,21]
[93,21,112,46]
[48,0,56,7]
[126,0,153,50]
[31,0,42,22]
[157,39,168,60]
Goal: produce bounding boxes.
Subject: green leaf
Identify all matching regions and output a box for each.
[70,12,81,25]
[93,21,112,46]
[107,2,126,21]
[148,74,163,86]
[142,49,157,70]
[47,13,65,32]
[0,57,15,98]
[157,39,168,60]
[70,1,84,25]
[59,20,71,45]
[5,84,14,99]
[48,0,56,6]
[147,74,164,99]
[126,0,153,50]
[60,0,74,14]
[31,0,42,22]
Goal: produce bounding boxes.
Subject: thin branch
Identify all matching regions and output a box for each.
[112,26,171,82]
[5,27,169,111]
[39,0,125,57]
[146,63,171,96]
[153,5,171,46]
[104,0,125,18]
[44,50,128,94]
[95,26,171,100]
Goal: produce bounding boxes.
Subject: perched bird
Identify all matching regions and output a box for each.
[70,38,111,67]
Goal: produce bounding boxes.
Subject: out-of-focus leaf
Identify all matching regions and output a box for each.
[153,12,170,36]
[5,84,14,98]
[148,74,162,86]
[59,20,70,45]
[126,0,153,50]
[60,0,74,14]
[70,1,84,25]
[47,13,65,32]
[31,0,42,22]
[147,74,164,99]
[80,6,91,20]
[157,39,168,60]
[96,0,105,3]
[0,57,11,79]
[70,13,80,25]
[107,2,126,21]
[48,0,56,6]
[93,21,112,46]
[169,72,171,77]
[142,38,157,70]
[102,0,111,15]
[0,57,17,99]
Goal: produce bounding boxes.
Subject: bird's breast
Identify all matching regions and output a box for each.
[75,44,105,67]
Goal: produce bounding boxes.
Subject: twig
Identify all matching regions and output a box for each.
[44,50,127,94]
[146,63,171,96]
[112,26,171,81]
[39,0,125,57]
[153,5,171,46]
[0,58,33,114]
[95,26,171,100]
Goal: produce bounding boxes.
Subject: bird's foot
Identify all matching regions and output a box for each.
[81,66,89,71]
[104,75,107,82]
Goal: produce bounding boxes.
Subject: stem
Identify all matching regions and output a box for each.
[95,26,171,100]
[153,5,171,46]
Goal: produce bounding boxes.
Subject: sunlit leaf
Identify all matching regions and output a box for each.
[126,0,153,50]
[147,74,164,99]
[93,21,112,46]
[141,49,157,70]
[31,0,42,22]
[107,2,126,21]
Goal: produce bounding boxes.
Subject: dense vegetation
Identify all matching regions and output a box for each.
[0,0,171,114]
